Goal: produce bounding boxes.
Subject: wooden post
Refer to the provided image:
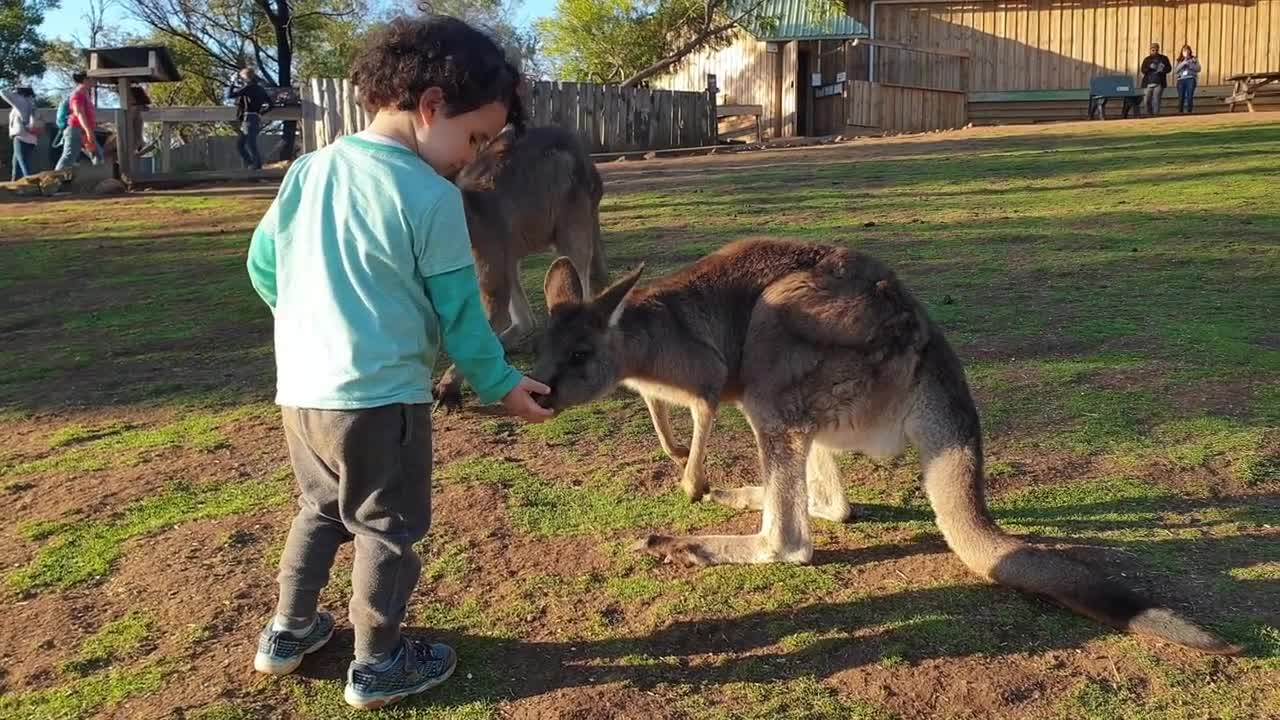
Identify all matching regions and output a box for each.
[706,73,718,145]
[116,78,134,183]
[159,121,172,172]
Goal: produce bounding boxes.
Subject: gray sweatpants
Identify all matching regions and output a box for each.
[273,404,431,664]
[1144,84,1164,115]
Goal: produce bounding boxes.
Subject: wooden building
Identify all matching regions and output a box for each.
[659,0,1280,134]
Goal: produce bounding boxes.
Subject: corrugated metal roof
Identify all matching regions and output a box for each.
[744,0,868,41]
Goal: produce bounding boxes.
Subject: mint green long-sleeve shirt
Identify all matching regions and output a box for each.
[246,135,520,408]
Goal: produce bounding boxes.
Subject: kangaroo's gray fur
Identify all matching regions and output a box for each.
[529,236,1241,656]
[434,125,608,410]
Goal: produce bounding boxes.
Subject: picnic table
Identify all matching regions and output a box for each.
[1087,74,1143,120]
[1224,71,1280,112]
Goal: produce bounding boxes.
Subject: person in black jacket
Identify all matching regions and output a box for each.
[228,68,273,170]
[1140,43,1172,116]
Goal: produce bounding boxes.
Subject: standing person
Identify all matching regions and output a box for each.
[1174,45,1202,114]
[1140,42,1172,116]
[245,16,552,711]
[228,68,272,170]
[55,72,103,171]
[2,86,39,180]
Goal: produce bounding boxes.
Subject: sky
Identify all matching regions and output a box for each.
[34,0,557,95]
[38,0,558,44]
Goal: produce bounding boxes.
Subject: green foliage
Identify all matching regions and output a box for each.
[0,0,54,85]
[420,0,546,78]
[537,0,672,84]
[538,0,840,85]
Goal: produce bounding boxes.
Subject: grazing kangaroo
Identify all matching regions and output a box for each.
[529,237,1240,655]
[434,124,609,409]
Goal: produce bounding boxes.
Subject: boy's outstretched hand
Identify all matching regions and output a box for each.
[501,376,553,423]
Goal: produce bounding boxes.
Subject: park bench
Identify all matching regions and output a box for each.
[1087,75,1144,120]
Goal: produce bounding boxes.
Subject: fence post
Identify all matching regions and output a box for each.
[159,121,172,172]
[706,73,718,146]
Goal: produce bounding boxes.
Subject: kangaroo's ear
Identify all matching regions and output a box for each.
[544,257,584,312]
[593,264,645,327]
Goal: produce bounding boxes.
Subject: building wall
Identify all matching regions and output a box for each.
[654,31,783,137]
[870,0,1280,91]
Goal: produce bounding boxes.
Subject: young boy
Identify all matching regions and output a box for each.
[246,16,551,710]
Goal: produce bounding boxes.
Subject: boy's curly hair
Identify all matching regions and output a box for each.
[351,16,525,130]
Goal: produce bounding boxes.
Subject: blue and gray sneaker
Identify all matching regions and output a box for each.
[252,611,335,675]
[343,638,458,710]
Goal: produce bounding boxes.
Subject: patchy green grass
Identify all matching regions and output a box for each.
[436,457,733,536]
[289,683,497,720]
[46,421,132,449]
[520,399,637,444]
[678,676,898,720]
[188,703,258,720]
[7,469,291,594]
[0,663,176,720]
[656,563,842,620]
[0,118,1277,719]
[63,610,155,675]
[420,540,472,584]
[1,408,271,477]
[1056,641,1279,720]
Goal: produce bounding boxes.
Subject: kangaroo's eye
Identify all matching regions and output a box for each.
[569,350,591,365]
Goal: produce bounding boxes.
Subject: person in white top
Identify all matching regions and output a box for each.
[2,86,40,180]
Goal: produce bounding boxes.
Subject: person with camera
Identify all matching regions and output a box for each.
[228,68,273,170]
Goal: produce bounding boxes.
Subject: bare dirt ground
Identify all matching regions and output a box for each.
[0,113,1276,720]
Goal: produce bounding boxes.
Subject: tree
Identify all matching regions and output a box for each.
[538,0,839,87]
[123,0,363,160]
[1,0,58,85]
[417,0,546,78]
[42,0,130,94]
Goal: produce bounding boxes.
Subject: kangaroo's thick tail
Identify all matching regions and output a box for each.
[908,329,1242,655]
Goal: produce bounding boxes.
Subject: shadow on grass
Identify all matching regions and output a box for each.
[2,120,1276,415]
[283,493,1278,714]
[602,123,1280,196]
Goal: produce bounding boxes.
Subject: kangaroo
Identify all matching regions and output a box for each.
[529,237,1241,655]
[434,124,609,410]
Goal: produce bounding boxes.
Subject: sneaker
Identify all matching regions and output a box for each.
[343,638,458,710]
[252,611,335,675]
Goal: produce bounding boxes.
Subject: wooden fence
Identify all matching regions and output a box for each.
[8,78,716,181]
[299,78,716,154]
[844,39,970,133]
[849,81,968,133]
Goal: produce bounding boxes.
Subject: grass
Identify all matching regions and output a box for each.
[436,456,733,537]
[7,469,292,594]
[1,408,270,477]
[0,118,1277,719]
[520,398,637,444]
[63,610,155,675]
[289,682,498,720]
[0,663,176,720]
[678,676,898,720]
[189,703,258,720]
[46,421,132,448]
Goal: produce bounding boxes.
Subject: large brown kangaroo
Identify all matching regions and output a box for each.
[434,124,608,410]
[529,236,1241,655]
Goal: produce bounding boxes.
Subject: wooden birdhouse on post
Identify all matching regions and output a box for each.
[82,45,181,184]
